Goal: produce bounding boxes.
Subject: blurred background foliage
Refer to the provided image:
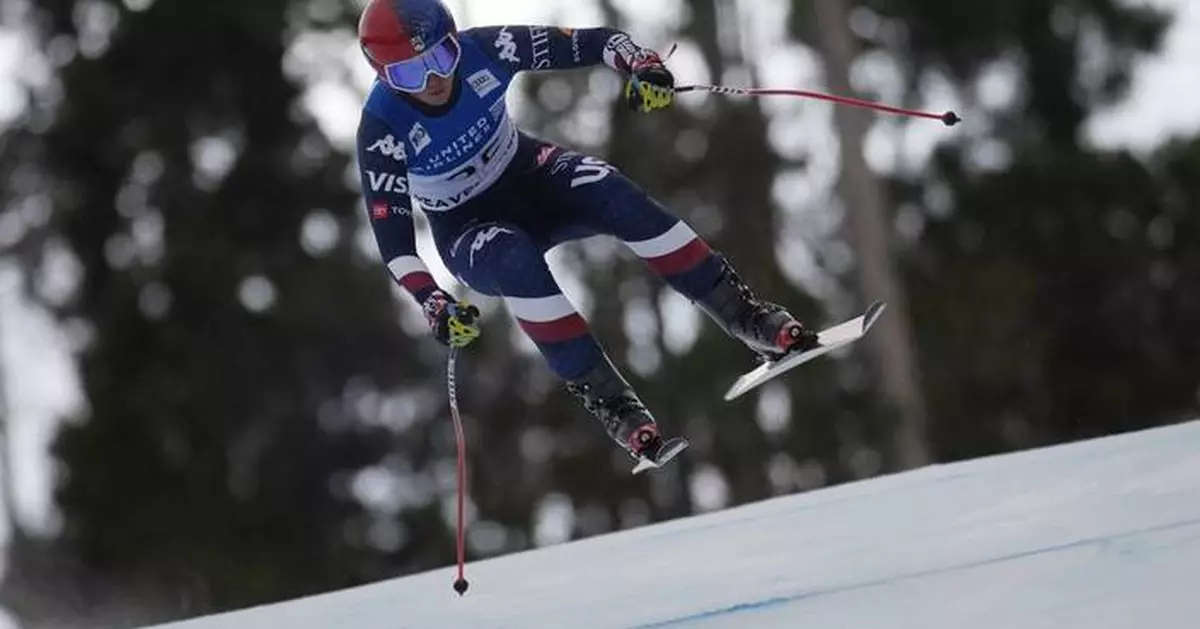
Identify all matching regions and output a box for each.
[0,0,1196,626]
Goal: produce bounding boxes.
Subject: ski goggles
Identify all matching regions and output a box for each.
[381,34,461,93]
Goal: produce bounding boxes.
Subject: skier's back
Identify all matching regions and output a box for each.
[355,0,818,469]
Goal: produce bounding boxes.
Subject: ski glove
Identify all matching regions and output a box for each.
[423,289,481,349]
[625,56,674,113]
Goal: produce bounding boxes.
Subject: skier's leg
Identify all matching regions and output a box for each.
[533,147,817,359]
[440,221,661,456]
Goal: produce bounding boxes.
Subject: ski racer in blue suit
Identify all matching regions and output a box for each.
[356,0,818,465]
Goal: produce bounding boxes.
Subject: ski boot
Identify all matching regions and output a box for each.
[565,357,689,473]
[698,256,820,362]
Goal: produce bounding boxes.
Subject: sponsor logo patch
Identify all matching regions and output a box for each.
[367,134,405,161]
[366,170,409,194]
[495,27,519,63]
[467,69,502,98]
[409,122,432,156]
[469,226,516,268]
[529,26,552,70]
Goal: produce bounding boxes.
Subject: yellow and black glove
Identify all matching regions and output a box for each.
[423,290,481,349]
[625,57,675,113]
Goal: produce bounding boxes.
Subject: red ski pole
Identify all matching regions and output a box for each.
[675,84,961,127]
[447,348,470,595]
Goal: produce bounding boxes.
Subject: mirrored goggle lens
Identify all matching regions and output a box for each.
[382,36,461,92]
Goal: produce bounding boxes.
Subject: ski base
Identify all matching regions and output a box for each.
[631,437,690,475]
[723,301,887,402]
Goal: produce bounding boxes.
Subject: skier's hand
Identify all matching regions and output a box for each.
[625,55,674,113]
[423,290,481,349]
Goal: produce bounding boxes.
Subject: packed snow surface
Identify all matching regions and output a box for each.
[150,420,1200,629]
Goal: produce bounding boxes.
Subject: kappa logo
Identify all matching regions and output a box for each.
[367,134,406,162]
[469,226,515,268]
[409,122,432,156]
[494,27,519,63]
[467,69,502,98]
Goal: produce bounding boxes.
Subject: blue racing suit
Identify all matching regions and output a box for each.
[356,26,724,380]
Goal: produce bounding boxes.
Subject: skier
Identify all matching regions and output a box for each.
[356,0,818,468]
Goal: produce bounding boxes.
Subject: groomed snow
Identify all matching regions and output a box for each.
[148,420,1200,629]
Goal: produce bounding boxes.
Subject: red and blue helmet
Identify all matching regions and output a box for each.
[358,0,461,93]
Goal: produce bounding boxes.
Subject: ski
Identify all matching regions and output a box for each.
[723,301,887,402]
[631,437,690,475]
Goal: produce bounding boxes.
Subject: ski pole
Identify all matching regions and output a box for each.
[447,347,471,595]
[675,84,961,127]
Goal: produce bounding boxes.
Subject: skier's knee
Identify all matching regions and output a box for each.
[491,236,546,282]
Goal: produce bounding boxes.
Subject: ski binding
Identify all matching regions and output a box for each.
[723,301,887,401]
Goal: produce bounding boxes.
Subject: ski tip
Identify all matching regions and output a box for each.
[723,388,743,402]
[862,301,887,333]
[724,380,750,402]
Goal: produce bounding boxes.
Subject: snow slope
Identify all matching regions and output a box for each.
[149,420,1200,629]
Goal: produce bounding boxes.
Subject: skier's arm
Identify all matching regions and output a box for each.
[357,112,481,348]
[357,112,432,304]
[466,26,663,76]
[466,26,675,113]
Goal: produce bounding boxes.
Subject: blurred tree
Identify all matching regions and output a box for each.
[907,138,1200,459]
[0,0,1193,625]
[861,0,1167,149]
[811,0,931,470]
[802,0,1190,457]
[0,0,453,623]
